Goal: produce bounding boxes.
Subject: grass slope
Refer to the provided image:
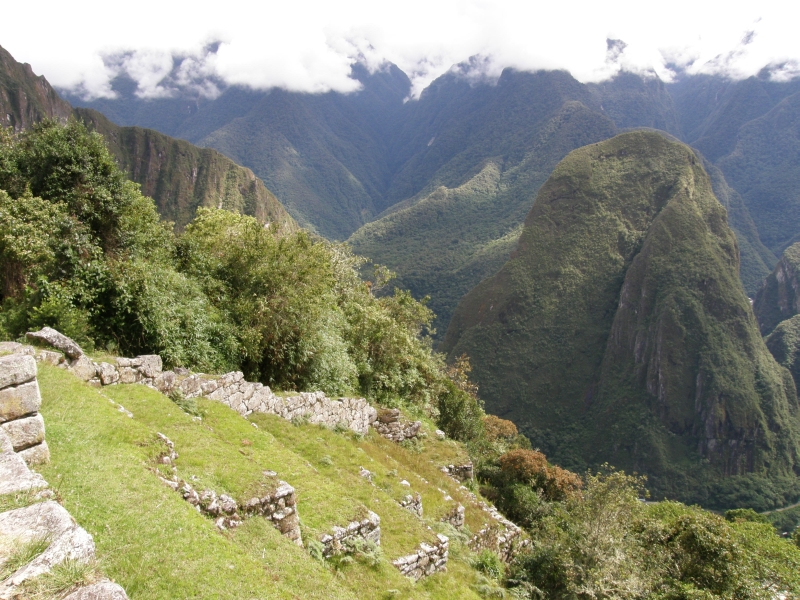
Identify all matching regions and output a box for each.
[442,131,800,505]
[36,363,495,599]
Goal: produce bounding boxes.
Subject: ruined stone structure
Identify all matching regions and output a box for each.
[319,511,381,558]
[154,433,302,545]
[372,408,422,442]
[0,344,127,599]
[391,534,449,580]
[468,502,530,561]
[0,345,50,465]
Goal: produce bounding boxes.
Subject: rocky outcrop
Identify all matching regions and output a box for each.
[754,242,800,336]
[319,511,381,558]
[0,501,95,596]
[391,534,449,581]
[0,352,49,465]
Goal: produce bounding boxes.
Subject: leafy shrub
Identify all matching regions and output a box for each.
[483,415,518,442]
[471,549,504,580]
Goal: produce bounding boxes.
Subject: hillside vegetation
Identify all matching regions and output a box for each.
[4,103,800,600]
[443,131,800,507]
[0,44,294,233]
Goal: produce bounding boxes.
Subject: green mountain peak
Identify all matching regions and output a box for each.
[442,130,800,505]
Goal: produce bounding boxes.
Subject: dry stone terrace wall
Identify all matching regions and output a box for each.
[0,344,127,600]
[154,433,303,544]
[392,534,449,581]
[319,510,381,558]
[0,344,50,466]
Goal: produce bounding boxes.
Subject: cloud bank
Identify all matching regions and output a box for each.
[1,0,797,100]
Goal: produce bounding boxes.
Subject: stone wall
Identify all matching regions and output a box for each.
[372,409,422,442]
[0,346,49,465]
[468,502,530,561]
[319,511,381,558]
[391,534,449,581]
[24,328,428,444]
[153,433,302,545]
[175,372,377,436]
[0,344,127,600]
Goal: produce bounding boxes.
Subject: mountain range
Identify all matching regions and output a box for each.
[65,60,800,337]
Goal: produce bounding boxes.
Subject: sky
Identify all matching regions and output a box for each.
[1,0,798,100]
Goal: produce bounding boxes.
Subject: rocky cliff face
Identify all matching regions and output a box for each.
[443,131,800,503]
[753,243,800,336]
[0,46,72,130]
[74,108,296,231]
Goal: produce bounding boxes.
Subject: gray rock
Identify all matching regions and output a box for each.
[35,350,64,366]
[0,380,42,423]
[0,354,37,390]
[62,581,129,600]
[25,327,84,359]
[97,363,119,386]
[0,428,13,454]
[1,413,45,451]
[0,451,47,494]
[0,501,95,596]
[0,342,22,355]
[117,367,140,384]
[136,355,162,378]
[18,441,50,466]
[153,371,176,393]
[69,356,98,382]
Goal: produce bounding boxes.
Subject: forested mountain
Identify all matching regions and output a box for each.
[442,131,800,506]
[0,45,294,231]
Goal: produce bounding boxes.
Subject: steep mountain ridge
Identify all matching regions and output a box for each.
[442,131,800,503]
[0,44,294,231]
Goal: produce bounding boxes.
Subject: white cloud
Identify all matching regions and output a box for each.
[1,0,798,99]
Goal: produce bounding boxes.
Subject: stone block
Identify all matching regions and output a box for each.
[36,350,64,365]
[19,441,50,466]
[117,367,140,384]
[97,362,120,385]
[153,371,176,393]
[0,501,95,594]
[0,342,23,354]
[136,355,162,378]
[1,413,45,451]
[63,581,129,600]
[0,380,41,423]
[69,355,97,381]
[25,327,84,359]
[0,354,37,389]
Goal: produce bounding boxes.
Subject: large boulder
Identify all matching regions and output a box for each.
[25,327,84,359]
[0,501,95,595]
